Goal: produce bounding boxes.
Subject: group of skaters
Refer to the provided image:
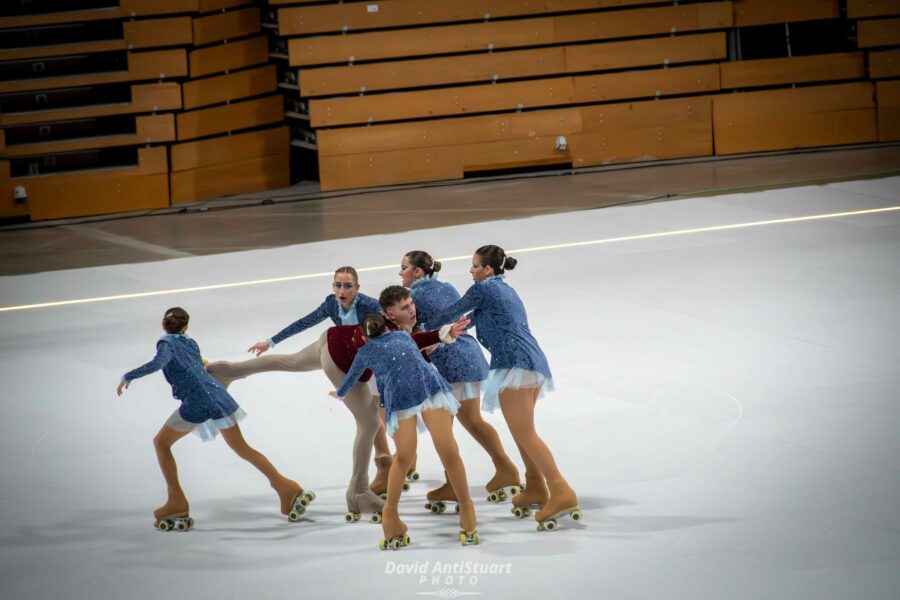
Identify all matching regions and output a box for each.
[118,244,581,549]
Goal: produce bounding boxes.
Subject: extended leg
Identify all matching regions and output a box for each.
[207,332,327,389]
[422,408,477,538]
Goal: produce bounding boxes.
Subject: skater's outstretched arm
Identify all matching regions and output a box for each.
[428,286,482,329]
[119,340,174,394]
[249,298,333,356]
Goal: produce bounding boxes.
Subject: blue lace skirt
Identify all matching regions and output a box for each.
[481,368,554,413]
[387,390,460,437]
[166,407,247,442]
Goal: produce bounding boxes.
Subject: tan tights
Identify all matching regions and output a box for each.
[499,387,563,483]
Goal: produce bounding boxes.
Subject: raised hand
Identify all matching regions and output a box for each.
[450,316,471,339]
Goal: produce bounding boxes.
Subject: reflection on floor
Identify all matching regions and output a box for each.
[1,174,899,599]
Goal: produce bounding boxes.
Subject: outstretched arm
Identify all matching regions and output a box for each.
[428,285,480,328]
[119,341,174,395]
[256,298,332,355]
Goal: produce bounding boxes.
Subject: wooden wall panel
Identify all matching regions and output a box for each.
[23,147,170,221]
[720,52,865,88]
[317,96,711,190]
[317,108,584,157]
[876,80,900,140]
[171,126,289,171]
[176,94,284,140]
[869,49,900,78]
[0,160,26,219]
[279,0,664,36]
[858,18,900,47]
[0,83,182,127]
[188,35,268,77]
[300,32,726,97]
[124,16,194,49]
[713,82,877,154]
[847,0,900,18]
[170,152,290,203]
[733,0,840,27]
[192,7,261,46]
[182,64,277,109]
[289,2,733,66]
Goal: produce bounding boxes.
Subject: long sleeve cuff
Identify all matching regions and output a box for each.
[266,337,276,348]
[438,324,457,344]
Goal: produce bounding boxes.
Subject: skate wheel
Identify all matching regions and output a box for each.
[408,471,420,481]
[455,504,460,514]
[186,517,195,529]
[402,533,410,546]
[487,492,498,503]
[156,520,170,532]
[371,512,382,524]
[509,486,521,497]
[402,482,410,492]
[288,510,302,522]
[175,520,188,532]
[571,510,583,522]
[345,512,360,523]
[390,538,402,550]
[379,539,388,551]
[512,506,527,519]
[544,519,558,531]
[379,492,387,500]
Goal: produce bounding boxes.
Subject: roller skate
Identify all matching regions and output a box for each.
[154,498,192,532]
[345,490,385,524]
[424,480,460,515]
[154,513,194,532]
[278,480,315,522]
[406,455,420,484]
[535,479,582,531]
[485,459,523,503]
[510,472,549,519]
[378,508,410,551]
[458,502,480,546]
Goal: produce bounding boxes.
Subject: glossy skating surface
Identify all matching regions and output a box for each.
[4,175,900,599]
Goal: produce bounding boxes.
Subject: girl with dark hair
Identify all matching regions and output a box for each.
[400,251,522,509]
[117,308,312,531]
[333,314,479,550]
[428,245,582,531]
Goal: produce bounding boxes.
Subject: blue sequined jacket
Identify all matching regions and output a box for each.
[270,293,381,346]
[122,334,239,423]
[429,276,551,378]
[337,331,452,425]
[411,276,489,384]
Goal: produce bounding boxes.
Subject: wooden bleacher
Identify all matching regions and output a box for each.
[264,0,898,191]
[1,0,290,220]
[3,0,900,215]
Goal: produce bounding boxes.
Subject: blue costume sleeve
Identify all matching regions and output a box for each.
[356,295,382,322]
[123,340,174,383]
[428,284,481,327]
[337,345,370,398]
[270,297,333,346]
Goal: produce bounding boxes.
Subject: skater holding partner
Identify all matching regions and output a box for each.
[428,245,582,531]
[395,256,522,509]
[332,312,480,549]
[118,307,312,531]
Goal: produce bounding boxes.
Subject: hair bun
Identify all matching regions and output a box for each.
[504,256,518,270]
[432,260,442,273]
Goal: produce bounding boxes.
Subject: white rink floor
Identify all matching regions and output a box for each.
[2,177,900,600]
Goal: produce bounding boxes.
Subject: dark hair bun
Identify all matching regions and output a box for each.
[361,313,387,338]
[432,260,442,273]
[163,307,190,333]
[504,256,518,270]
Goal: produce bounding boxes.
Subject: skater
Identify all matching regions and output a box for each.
[117,307,313,531]
[429,245,582,531]
[387,267,522,510]
[245,266,381,356]
[240,265,394,494]
[333,313,479,550]
[206,305,470,523]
